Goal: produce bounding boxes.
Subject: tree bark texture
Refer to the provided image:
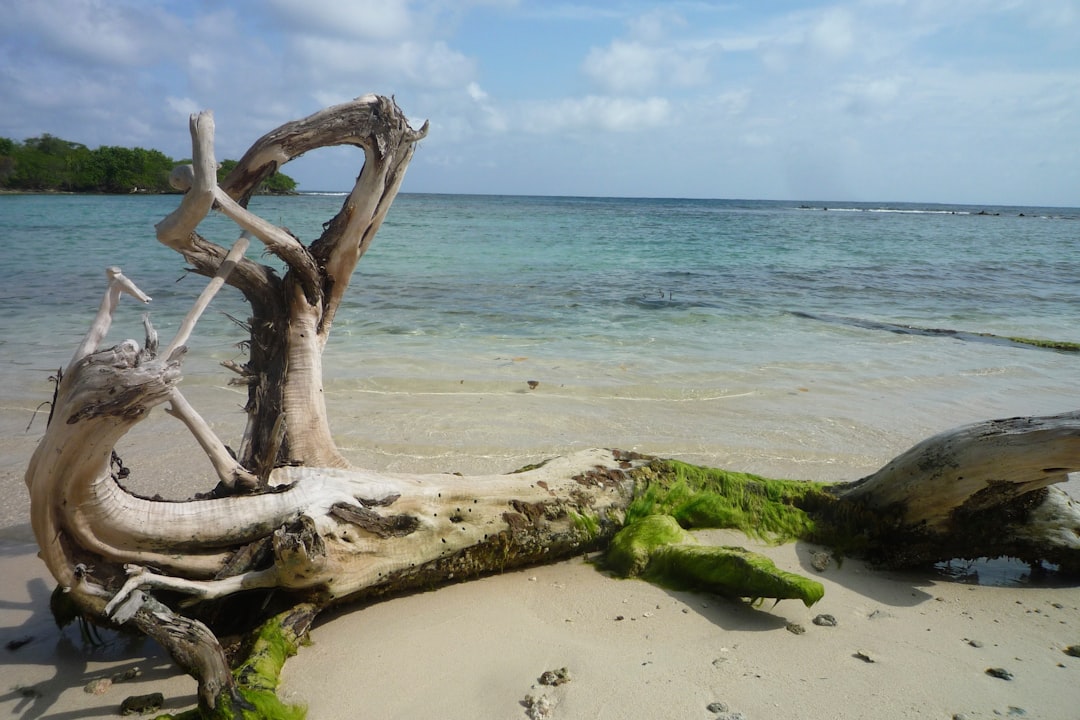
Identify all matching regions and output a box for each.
[835,412,1080,571]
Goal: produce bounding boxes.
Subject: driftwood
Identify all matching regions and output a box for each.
[24,96,1080,717]
[837,413,1080,571]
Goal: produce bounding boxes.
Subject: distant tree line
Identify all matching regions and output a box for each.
[0,134,297,194]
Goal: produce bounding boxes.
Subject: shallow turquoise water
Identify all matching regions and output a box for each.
[2,193,1077,372]
[1,192,1078,496]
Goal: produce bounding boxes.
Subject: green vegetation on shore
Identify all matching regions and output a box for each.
[0,134,296,194]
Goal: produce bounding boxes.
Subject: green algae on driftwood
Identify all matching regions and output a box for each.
[623,458,827,540]
[605,514,824,606]
[153,605,314,720]
[605,458,835,606]
[618,457,896,562]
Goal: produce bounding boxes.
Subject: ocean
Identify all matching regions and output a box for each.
[1,193,1078,525]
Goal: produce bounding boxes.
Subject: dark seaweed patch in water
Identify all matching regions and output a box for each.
[791,311,1079,353]
[627,293,721,311]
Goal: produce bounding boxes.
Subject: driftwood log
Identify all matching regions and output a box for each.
[24,96,1080,718]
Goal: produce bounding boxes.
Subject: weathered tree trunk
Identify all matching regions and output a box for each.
[24,96,1080,717]
[157,96,426,475]
[834,412,1080,572]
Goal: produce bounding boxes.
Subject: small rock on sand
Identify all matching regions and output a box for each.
[83,678,112,695]
[707,703,747,719]
[120,692,164,715]
[524,693,555,720]
[812,614,837,627]
[538,667,571,686]
[5,636,33,651]
[111,666,142,683]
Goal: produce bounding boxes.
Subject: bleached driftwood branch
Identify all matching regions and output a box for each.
[837,413,1080,569]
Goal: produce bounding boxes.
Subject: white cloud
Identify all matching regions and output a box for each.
[467,82,488,102]
[1026,0,1078,30]
[740,131,773,148]
[464,82,507,133]
[838,76,903,115]
[264,0,413,40]
[166,96,202,118]
[583,40,709,94]
[289,35,475,93]
[704,90,751,117]
[583,41,660,93]
[807,7,855,60]
[522,96,672,134]
[0,0,180,67]
[188,52,217,77]
[580,7,713,95]
[399,41,477,88]
[626,7,687,43]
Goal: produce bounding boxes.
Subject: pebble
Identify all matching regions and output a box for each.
[785,622,806,635]
[707,704,747,720]
[985,667,1014,681]
[967,639,984,648]
[538,667,571,687]
[83,678,112,695]
[5,636,33,651]
[853,650,875,663]
[1064,645,1080,658]
[120,692,164,715]
[810,552,831,572]
[523,693,554,720]
[812,614,837,627]
[111,666,141,683]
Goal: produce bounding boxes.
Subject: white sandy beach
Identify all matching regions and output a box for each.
[3,362,1080,719]
[4,518,1080,719]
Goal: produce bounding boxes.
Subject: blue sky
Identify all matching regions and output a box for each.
[1,0,1077,205]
